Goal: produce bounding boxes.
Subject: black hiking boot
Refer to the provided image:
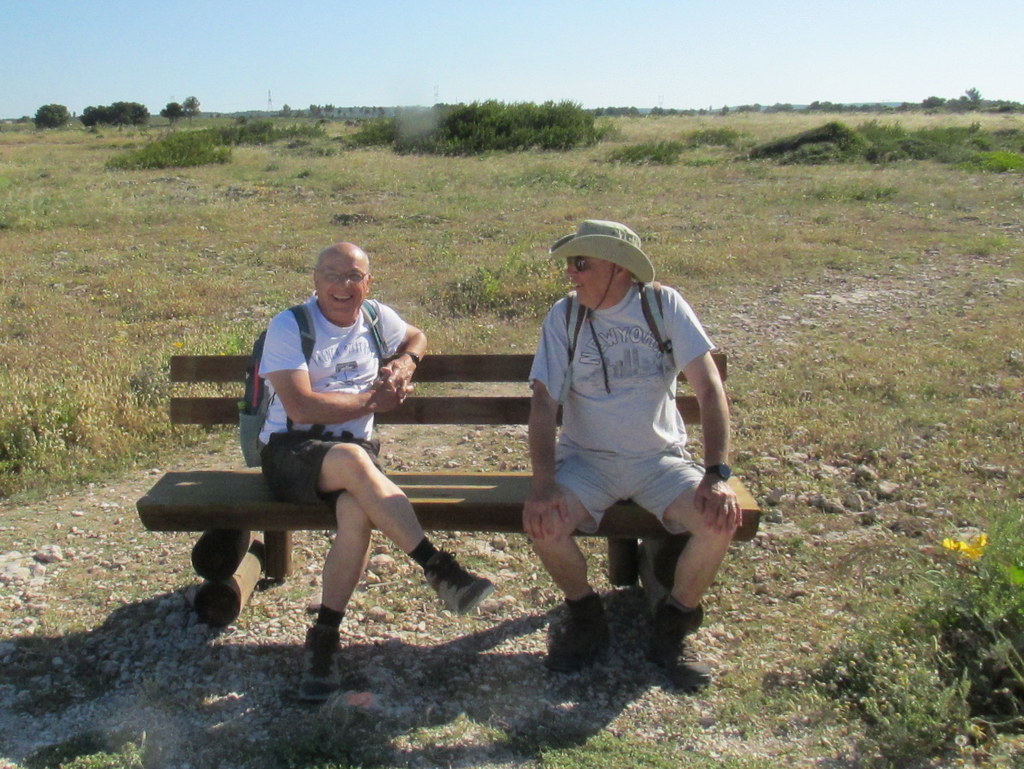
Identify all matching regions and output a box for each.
[424,551,495,614]
[545,593,610,673]
[648,601,712,692]
[298,624,341,703]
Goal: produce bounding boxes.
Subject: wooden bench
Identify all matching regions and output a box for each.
[137,353,760,624]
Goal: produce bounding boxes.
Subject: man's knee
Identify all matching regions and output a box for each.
[319,442,378,489]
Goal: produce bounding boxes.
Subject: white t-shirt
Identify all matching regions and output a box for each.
[529,285,714,458]
[258,296,408,443]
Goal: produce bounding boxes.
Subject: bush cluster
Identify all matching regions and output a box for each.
[106,120,327,170]
[350,101,607,155]
[749,121,868,164]
[815,516,1024,762]
[81,102,150,127]
[107,131,231,170]
[750,120,1024,170]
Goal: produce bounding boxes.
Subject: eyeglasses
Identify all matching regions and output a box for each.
[318,270,369,284]
[566,256,590,272]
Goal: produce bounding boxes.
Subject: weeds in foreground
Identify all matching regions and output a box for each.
[815,504,1024,765]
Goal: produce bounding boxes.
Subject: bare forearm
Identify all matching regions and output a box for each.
[527,385,560,486]
[283,389,379,425]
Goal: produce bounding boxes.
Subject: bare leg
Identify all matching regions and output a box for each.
[529,490,597,601]
[319,492,371,612]
[663,487,736,608]
[317,442,424,553]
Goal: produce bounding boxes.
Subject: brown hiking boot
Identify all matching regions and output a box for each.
[298,624,341,703]
[546,593,610,672]
[649,601,712,692]
[424,550,495,614]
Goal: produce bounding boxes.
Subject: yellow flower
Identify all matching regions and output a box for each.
[941,533,988,559]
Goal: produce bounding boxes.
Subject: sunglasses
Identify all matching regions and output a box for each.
[566,256,590,272]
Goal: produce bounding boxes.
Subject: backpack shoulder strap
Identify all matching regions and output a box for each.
[288,304,316,362]
[559,293,589,403]
[639,282,672,355]
[564,292,588,363]
[286,303,324,436]
[361,301,387,359]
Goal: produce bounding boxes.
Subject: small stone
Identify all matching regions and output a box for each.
[876,481,900,499]
[854,464,879,482]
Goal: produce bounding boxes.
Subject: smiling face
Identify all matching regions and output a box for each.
[565,255,633,310]
[313,243,372,327]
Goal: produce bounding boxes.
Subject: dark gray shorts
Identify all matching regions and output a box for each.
[260,431,382,505]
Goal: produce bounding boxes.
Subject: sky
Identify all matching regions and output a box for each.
[3,0,1022,119]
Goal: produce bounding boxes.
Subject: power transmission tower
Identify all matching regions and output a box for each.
[267,90,273,113]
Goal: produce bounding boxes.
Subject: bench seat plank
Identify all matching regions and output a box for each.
[138,470,759,541]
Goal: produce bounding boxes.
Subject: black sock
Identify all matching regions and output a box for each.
[566,592,602,617]
[667,596,698,615]
[408,537,440,569]
[316,605,345,629]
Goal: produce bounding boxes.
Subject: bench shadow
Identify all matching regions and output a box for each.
[2,587,671,767]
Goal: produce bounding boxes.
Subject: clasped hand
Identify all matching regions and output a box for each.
[367,359,416,412]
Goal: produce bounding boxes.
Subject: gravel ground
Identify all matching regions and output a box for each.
[0,443,791,768]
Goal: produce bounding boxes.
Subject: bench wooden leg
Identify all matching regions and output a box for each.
[607,538,640,586]
[637,534,690,613]
[191,529,254,581]
[193,538,265,626]
[263,530,293,582]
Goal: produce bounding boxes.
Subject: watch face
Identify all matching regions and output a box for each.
[707,464,731,480]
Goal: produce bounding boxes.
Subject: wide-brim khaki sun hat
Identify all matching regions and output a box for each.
[549,219,655,284]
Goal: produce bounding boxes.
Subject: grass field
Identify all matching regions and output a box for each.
[0,111,1022,768]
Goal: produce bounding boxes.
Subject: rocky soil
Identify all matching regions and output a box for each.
[1,252,1019,768]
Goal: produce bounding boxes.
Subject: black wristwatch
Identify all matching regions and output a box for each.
[704,463,732,481]
[401,351,422,366]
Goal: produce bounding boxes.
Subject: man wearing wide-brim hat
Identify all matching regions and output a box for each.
[523,219,740,691]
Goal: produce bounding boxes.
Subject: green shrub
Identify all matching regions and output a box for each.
[105,120,327,170]
[34,103,71,129]
[347,118,399,147]
[857,121,914,163]
[749,121,868,164]
[381,101,606,155]
[107,130,231,170]
[939,509,1024,726]
[607,140,685,165]
[816,628,971,766]
[965,151,1024,173]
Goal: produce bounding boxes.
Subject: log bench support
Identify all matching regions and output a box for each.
[138,353,761,625]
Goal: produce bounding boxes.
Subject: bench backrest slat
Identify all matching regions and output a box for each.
[168,352,725,427]
[170,352,726,384]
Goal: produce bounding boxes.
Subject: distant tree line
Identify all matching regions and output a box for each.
[26,88,1022,131]
[593,89,1023,117]
[30,97,201,129]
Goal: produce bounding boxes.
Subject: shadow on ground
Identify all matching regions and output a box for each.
[2,587,677,767]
